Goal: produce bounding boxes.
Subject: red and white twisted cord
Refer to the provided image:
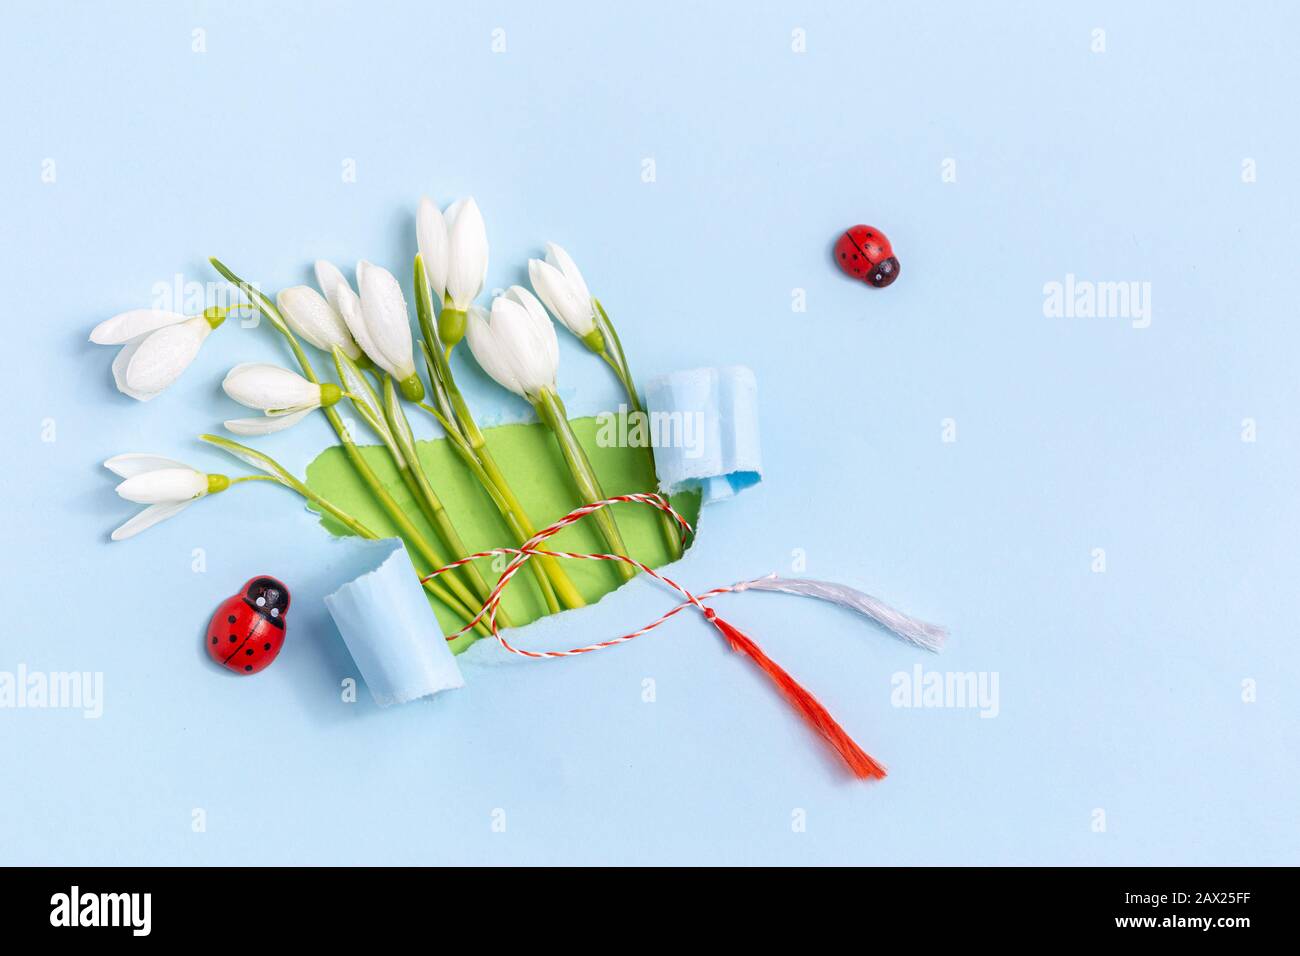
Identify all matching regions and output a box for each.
[419,492,910,780]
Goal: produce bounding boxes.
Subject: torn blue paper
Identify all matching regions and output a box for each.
[643,365,762,505]
[323,538,464,706]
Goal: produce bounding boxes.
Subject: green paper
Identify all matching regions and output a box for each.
[305,414,701,652]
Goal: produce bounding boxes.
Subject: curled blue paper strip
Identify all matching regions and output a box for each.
[643,365,762,505]
[323,538,463,706]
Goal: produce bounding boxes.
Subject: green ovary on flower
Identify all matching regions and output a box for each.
[438,307,467,350]
[319,383,343,407]
[398,374,425,402]
[202,306,230,329]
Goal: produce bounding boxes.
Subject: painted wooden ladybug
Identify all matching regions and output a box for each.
[834,225,900,287]
[206,576,290,675]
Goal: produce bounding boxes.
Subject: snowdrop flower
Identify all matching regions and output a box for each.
[471,288,634,580]
[317,260,424,401]
[276,285,362,361]
[90,306,229,401]
[466,286,559,401]
[417,196,489,345]
[221,363,341,435]
[527,243,604,350]
[104,454,227,541]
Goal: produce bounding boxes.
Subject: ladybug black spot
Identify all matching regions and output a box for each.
[263,642,271,651]
[244,665,252,672]
[229,635,237,643]
[211,636,218,644]
[246,648,254,656]
[227,615,236,624]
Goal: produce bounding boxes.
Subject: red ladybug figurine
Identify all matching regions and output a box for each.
[834,225,900,287]
[206,576,290,675]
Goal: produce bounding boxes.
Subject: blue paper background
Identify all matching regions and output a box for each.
[2,1,1297,865]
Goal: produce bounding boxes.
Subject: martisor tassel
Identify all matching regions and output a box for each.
[702,608,887,780]
[733,575,947,653]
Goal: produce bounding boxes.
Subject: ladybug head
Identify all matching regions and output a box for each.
[244,576,290,620]
[868,256,900,288]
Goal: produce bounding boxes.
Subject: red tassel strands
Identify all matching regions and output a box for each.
[425,493,942,781]
[703,609,887,779]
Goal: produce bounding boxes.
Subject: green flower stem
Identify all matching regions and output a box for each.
[413,255,586,611]
[386,403,510,627]
[471,445,588,608]
[288,487,372,539]
[426,418,562,615]
[414,378,567,615]
[532,386,636,582]
[329,425,487,621]
[208,256,491,634]
[203,435,488,637]
[339,355,496,623]
[493,501,562,613]
[593,298,683,559]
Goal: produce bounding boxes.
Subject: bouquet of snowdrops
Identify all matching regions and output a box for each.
[92,196,683,640]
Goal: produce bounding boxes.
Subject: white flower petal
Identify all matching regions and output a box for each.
[527,258,563,311]
[111,501,193,541]
[104,454,193,478]
[443,197,465,228]
[116,468,208,504]
[90,309,188,345]
[314,260,350,313]
[335,280,384,372]
[528,257,595,337]
[357,260,415,378]
[122,317,210,398]
[505,285,552,328]
[223,363,321,411]
[473,292,559,398]
[445,197,488,310]
[277,286,360,359]
[545,242,592,303]
[501,288,559,394]
[466,304,523,397]
[111,338,160,401]
[417,196,449,304]
[223,407,314,435]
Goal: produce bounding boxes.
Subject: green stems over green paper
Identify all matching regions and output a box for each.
[532,386,636,582]
[329,340,506,625]
[413,255,587,612]
[378,374,506,625]
[208,256,491,637]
